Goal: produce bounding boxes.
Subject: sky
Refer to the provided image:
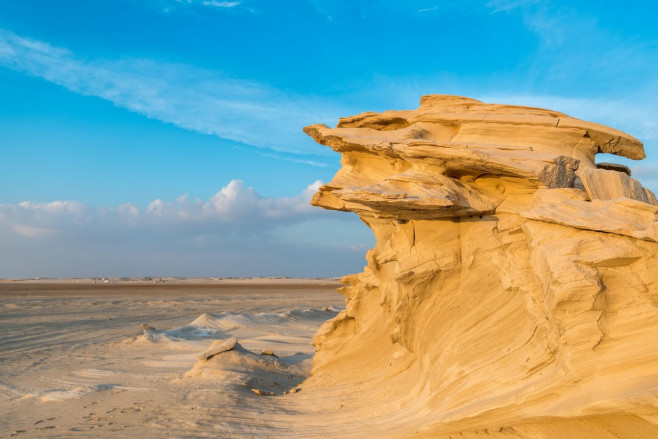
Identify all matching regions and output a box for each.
[0,0,657,278]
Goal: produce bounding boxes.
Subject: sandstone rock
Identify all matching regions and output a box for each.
[646,187,658,206]
[318,170,498,220]
[522,189,658,242]
[196,337,238,361]
[141,323,156,332]
[304,124,581,192]
[331,94,645,160]
[140,323,159,342]
[596,162,631,175]
[579,167,652,204]
[304,95,658,437]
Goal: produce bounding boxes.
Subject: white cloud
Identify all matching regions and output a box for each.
[141,179,322,223]
[1,180,324,233]
[202,1,240,7]
[0,29,341,160]
[0,180,373,278]
[163,0,240,8]
[12,225,55,238]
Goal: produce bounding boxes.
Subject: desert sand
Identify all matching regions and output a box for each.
[3,95,658,438]
[0,279,347,438]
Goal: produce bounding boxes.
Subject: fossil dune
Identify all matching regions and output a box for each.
[301,95,658,437]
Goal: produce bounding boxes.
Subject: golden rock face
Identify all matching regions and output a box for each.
[305,94,652,222]
[303,95,658,437]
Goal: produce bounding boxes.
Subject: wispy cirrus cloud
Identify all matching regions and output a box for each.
[0,29,339,162]
[485,0,539,13]
[0,180,373,278]
[201,1,241,7]
[485,1,658,82]
[143,0,243,13]
[165,0,242,9]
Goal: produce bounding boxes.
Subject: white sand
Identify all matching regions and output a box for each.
[0,280,349,438]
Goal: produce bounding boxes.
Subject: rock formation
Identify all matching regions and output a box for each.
[304,95,658,437]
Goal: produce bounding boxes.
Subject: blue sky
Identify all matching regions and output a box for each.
[1,0,657,278]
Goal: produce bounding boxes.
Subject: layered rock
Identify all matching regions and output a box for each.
[304,95,658,437]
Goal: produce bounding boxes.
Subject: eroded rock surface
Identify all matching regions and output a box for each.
[304,95,658,437]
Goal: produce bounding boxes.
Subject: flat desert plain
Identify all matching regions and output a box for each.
[0,279,344,438]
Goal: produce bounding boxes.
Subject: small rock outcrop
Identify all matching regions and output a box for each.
[304,95,658,437]
[196,336,238,360]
